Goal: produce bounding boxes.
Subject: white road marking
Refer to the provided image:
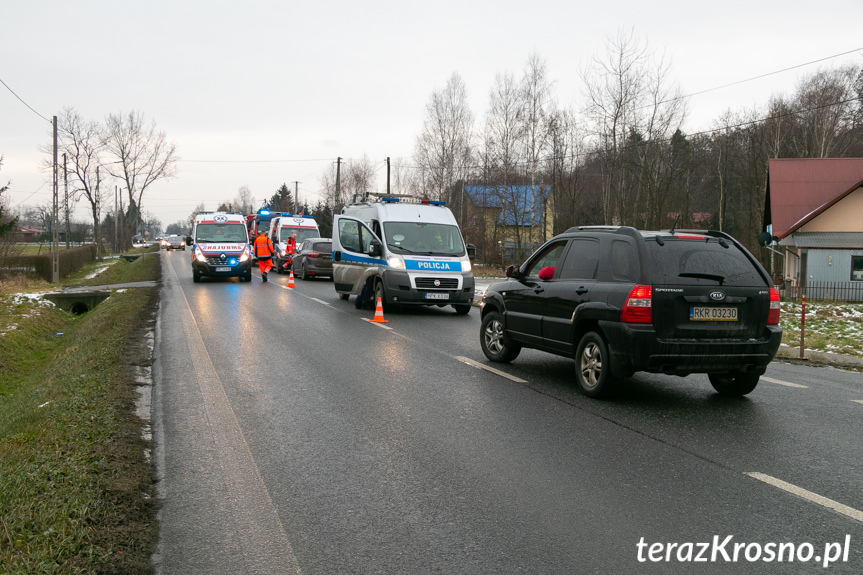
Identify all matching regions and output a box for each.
[746,472,863,523]
[309,297,331,306]
[761,376,808,388]
[362,318,393,330]
[455,356,528,383]
[852,400,863,405]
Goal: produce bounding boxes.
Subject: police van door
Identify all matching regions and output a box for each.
[332,215,384,295]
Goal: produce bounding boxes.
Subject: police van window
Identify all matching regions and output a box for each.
[558,238,600,280]
[339,219,361,252]
[525,241,566,277]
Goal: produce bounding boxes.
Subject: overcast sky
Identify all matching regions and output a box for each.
[3,0,862,229]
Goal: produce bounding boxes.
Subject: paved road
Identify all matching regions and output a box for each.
[152,251,863,574]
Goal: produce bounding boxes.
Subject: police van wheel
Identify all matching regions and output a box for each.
[374,280,391,312]
[339,293,349,300]
[453,304,471,315]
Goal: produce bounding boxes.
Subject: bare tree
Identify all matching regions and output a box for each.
[233,185,255,214]
[40,107,109,255]
[519,53,555,244]
[414,72,475,204]
[102,110,178,225]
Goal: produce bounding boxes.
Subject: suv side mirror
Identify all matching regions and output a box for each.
[369,238,382,258]
[505,265,520,279]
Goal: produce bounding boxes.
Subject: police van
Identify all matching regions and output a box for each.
[267,213,321,273]
[188,211,253,282]
[332,194,475,314]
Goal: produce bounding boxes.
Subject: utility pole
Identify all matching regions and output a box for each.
[386,157,390,195]
[96,166,101,259]
[336,157,341,201]
[63,153,70,248]
[115,186,119,253]
[292,181,300,213]
[52,116,59,283]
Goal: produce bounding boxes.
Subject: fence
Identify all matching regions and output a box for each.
[782,281,863,302]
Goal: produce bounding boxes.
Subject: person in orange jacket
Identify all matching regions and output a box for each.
[253,229,275,281]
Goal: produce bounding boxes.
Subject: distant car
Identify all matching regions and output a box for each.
[479,226,782,398]
[166,235,185,251]
[292,238,333,280]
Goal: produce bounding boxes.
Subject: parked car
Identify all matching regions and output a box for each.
[479,226,782,398]
[165,234,185,251]
[292,238,333,280]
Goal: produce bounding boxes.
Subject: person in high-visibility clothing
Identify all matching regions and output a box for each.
[253,230,275,281]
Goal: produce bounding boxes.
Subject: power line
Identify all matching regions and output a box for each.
[0,75,51,124]
[655,47,863,109]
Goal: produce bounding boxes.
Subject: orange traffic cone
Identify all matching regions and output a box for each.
[370,296,388,323]
[287,270,296,288]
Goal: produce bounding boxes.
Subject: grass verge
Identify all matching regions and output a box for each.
[0,252,160,574]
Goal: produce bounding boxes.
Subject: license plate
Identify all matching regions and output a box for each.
[215,266,231,272]
[690,306,737,321]
[425,292,449,300]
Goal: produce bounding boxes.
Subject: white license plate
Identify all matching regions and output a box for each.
[215,266,231,272]
[690,306,737,321]
[425,292,449,300]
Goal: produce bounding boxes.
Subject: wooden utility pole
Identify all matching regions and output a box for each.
[336,157,341,200]
[52,116,59,283]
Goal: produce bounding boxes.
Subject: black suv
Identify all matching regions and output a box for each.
[479,226,782,397]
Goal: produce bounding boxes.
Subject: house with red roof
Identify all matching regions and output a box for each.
[762,158,863,300]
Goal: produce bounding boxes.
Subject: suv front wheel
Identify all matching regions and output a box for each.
[575,331,614,397]
[480,311,521,362]
[708,373,760,396]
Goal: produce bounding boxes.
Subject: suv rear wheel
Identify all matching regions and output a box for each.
[480,311,521,362]
[575,331,614,397]
[708,373,760,396]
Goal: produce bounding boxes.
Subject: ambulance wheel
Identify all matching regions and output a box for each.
[340,293,349,300]
[244,270,252,282]
[193,272,201,283]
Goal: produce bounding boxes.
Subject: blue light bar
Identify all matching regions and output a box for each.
[380,197,446,206]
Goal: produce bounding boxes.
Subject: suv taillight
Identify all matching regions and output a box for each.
[621,285,652,323]
[767,287,781,325]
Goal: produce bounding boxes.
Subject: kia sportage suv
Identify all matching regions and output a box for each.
[479,226,782,397]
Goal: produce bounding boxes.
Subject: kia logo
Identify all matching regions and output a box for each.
[709,291,726,301]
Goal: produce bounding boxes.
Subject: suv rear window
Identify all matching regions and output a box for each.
[312,241,331,252]
[644,238,765,286]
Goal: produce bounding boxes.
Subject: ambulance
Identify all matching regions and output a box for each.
[267,213,321,273]
[188,211,253,282]
[332,194,475,314]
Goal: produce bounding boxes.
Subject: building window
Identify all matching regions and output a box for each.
[852,256,863,281]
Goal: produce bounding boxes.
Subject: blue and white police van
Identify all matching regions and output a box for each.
[332,194,475,314]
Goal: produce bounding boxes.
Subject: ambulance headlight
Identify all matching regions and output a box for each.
[461,259,472,273]
[239,246,250,262]
[387,256,405,270]
[194,246,207,262]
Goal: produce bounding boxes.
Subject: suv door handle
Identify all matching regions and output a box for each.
[576,286,589,295]
[534,285,545,294]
